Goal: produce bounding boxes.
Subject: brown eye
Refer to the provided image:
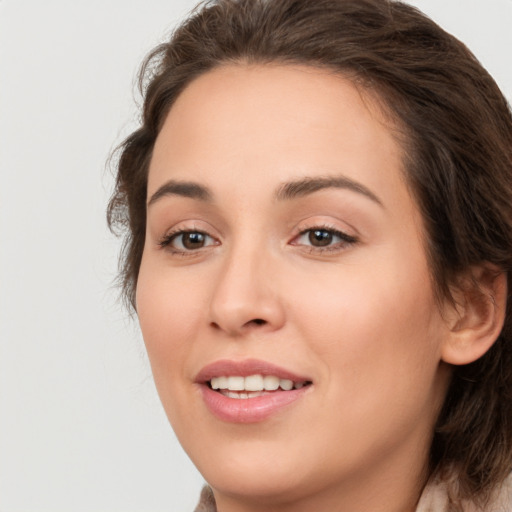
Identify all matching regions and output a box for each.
[293,227,358,252]
[181,232,207,249]
[161,230,217,252]
[308,229,333,247]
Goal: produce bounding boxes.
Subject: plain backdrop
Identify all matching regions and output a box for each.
[1,1,511,511]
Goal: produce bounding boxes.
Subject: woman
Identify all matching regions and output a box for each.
[108,0,512,510]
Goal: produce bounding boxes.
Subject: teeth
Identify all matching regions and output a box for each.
[211,376,228,390]
[280,379,293,391]
[210,374,307,392]
[228,376,244,391]
[263,375,279,390]
[225,390,266,399]
[244,374,264,391]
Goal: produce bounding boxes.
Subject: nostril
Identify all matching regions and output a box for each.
[210,318,267,331]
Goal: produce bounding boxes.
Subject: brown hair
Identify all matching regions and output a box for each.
[108,0,512,506]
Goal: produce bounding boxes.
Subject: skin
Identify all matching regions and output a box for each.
[136,64,456,512]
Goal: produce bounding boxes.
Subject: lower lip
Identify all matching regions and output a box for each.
[200,385,309,423]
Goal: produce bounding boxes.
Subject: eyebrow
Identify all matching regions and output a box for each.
[147,180,213,207]
[275,175,383,207]
[147,174,383,208]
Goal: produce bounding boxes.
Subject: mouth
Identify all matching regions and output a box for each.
[208,374,312,399]
[207,374,311,399]
[196,359,313,422]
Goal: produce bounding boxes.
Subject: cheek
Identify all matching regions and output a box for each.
[136,261,205,383]
[289,251,444,394]
[284,260,447,471]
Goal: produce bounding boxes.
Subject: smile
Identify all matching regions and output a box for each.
[197,360,313,422]
[210,374,308,396]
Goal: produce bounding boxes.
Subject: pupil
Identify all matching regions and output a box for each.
[309,230,332,247]
[183,232,205,249]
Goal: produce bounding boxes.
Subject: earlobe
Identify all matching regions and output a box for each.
[441,266,507,366]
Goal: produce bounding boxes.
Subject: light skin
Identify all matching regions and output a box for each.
[136,64,505,512]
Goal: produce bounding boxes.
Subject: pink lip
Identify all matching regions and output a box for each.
[195,358,310,383]
[195,359,312,423]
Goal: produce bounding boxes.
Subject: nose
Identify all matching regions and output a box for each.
[208,245,286,337]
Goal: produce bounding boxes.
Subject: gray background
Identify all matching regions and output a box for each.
[1,1,511,510]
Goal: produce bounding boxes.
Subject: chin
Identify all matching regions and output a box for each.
[182,431,312,500]
[201,461,314,506]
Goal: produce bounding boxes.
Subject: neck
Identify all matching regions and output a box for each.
[212,440,430,512]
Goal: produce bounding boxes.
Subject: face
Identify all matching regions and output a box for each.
[137,64,452,510]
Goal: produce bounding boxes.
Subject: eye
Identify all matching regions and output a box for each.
[159,230,217,252]
[293,227,357,251]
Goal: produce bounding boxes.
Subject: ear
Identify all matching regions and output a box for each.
[441,265,507,366]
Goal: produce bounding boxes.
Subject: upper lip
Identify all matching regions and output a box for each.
[195,358,311,384]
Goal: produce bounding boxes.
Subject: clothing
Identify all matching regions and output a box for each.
[415,475,512,512]
[194,486,216,512]
[193,475,512,512]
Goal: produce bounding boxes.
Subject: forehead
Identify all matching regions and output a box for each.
[148,63,411,213]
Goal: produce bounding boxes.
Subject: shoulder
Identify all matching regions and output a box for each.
[416,474,512,512]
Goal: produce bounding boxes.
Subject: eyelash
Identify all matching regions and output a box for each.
[158,229,217,256]
[293,225,358,253]
[158,225,358,256]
